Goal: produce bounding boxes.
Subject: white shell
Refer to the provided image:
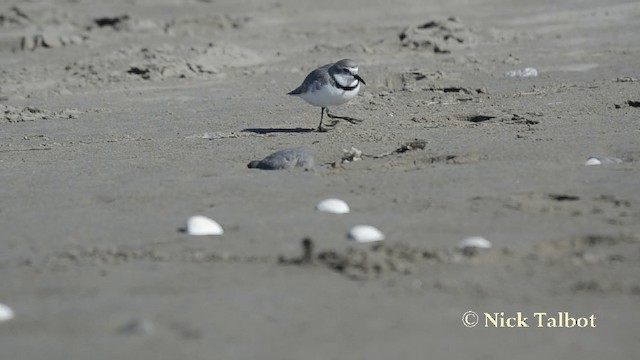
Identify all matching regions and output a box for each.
[504,67,538,77]
[0,303,14,322]
[585,156,622,166]
[585,157,602,166]
[185,215,223,236]
[458,236,492,249]
[348,225,385,243]
[316,198,350,214]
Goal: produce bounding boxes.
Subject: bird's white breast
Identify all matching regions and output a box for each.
[299,82,360,107]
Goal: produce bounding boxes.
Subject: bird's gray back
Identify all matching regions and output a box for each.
[288,63,334,95]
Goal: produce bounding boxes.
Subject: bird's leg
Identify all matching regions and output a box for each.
[325,109,364,124]
[317,107,328,132]
[318,108,338,132]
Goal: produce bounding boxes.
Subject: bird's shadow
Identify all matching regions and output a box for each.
[242,127,315,134]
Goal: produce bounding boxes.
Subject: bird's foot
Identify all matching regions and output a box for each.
[317,120,339,132]
[326,112,364,124]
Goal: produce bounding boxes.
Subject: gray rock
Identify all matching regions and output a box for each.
[248,147,314,170]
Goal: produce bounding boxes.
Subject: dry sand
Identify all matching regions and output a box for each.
[1,0,639,359]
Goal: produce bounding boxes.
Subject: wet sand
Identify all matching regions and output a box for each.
[1,0,639,359]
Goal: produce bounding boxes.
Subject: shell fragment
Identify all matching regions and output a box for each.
[316,198,350,214]
[348,225,385,243]
[185,215,223,236]
[458,236,492,249]
[585,157,602,166]
[0,303,14,322]
[585,156,622,166]
[504,67,538,77]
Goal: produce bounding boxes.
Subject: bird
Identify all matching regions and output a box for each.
[288,59,366,132]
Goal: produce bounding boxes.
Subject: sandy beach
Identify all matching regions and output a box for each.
[1,0,639,359]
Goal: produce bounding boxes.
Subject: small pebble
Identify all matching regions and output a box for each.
[0,303,14,322]
[348,225,385,243]
[41,31,63,48]
[457,236,492,249]
[504,67,538,77]
[248,147,314,170]
[118,318,154,335]
[316,198,350,214]
[185,215,223,236]
[341,147,362,163]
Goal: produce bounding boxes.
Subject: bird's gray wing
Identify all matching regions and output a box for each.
[287,63,332,95]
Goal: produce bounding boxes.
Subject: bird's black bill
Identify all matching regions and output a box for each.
[354,74,366,85]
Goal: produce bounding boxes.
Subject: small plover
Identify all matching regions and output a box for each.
[288,59,366,132]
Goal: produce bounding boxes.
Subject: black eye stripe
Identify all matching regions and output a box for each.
[331,72,360,91]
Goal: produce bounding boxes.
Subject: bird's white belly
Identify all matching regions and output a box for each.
[299,83,360,107]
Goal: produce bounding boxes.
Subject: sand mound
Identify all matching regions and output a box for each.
[399,17,477,53]
[64,43,263,85]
